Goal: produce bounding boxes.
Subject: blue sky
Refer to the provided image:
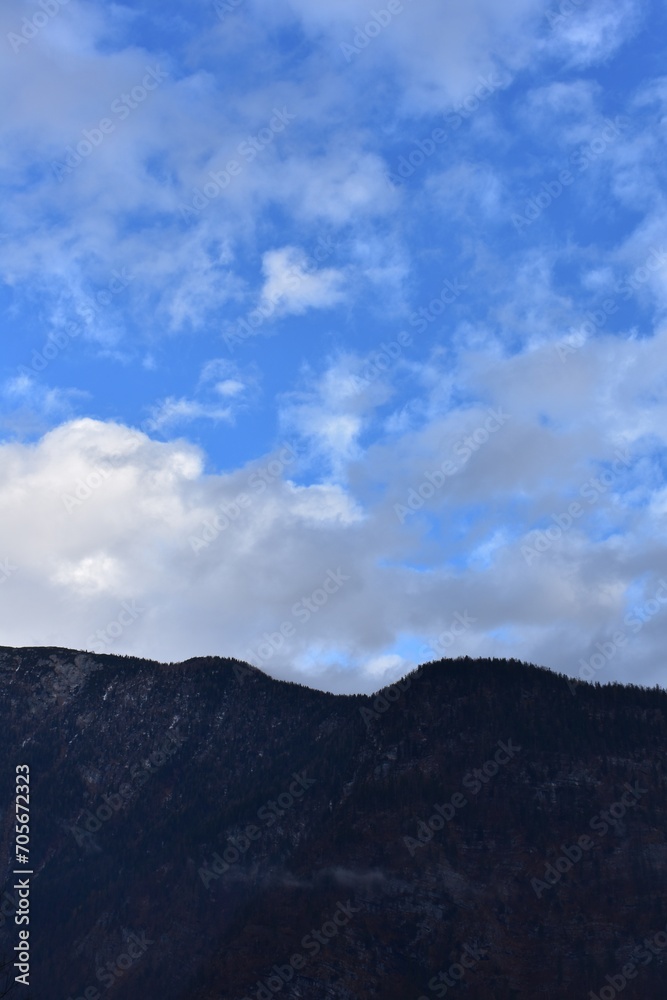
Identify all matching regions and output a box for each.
[1,0,667,693]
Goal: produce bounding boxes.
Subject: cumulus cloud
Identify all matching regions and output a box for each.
[2,0,667,698]
[3,318,667,693]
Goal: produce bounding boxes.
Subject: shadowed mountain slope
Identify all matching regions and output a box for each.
[1,646,666,998]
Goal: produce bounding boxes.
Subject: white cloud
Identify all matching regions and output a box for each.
[2,0,667,698]
[276,149,397,225]
[258,246,346,317]
[0,0,650,357]
[542,0,644,69]
[146,397,235,431]
[518,80,603,141]
[147,358,259,431]
[0,374,89,436]
[427,162,506,222]
[279,353,396,477]
[258,0,547,113]
[3,322,667,691]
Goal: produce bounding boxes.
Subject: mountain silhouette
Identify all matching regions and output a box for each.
[1,645,666,999]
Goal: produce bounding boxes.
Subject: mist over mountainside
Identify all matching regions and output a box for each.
[1,646,667,999]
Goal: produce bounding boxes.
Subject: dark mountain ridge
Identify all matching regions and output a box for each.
[1,645,666,998]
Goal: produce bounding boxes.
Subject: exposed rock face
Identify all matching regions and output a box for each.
[1,646,666,999]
